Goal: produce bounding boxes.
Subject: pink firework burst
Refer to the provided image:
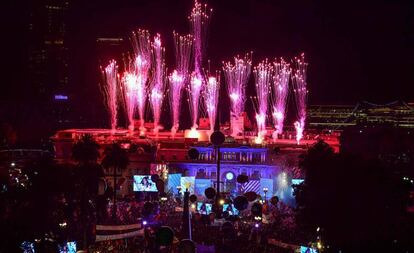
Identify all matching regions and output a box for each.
[253,60,273,144]
[189,0,212,77]
[223,53,252,137]
[149,34,166,135]
[188,72,203,129]
[205,73,220,132]
[169,70,185,137]
[292,53,308,144]
[271,58,291,140]
[130,29,152,131]
[101,60,119,132]
[122,72,139,131]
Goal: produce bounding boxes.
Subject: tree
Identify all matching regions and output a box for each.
[295,140,412,252]
[101,143,129,221]
[71,134,102,249]
[72,134,100,165]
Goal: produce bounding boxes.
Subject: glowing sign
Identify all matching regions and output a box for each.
[54,95,68,100]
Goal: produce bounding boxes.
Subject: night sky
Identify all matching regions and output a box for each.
[3,0,414,105]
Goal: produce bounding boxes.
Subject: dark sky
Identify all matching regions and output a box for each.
[71,0,414,105]
[3,0,414,106]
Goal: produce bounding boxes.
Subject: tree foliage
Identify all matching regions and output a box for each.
[72,134,100,165]
[295,140,412,252]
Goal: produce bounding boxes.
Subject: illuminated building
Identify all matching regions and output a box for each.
[50,127,336,205]
[28,0,72,132]
[308,101,414,131]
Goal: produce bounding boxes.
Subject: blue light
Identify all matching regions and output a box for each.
[54,95,68,100]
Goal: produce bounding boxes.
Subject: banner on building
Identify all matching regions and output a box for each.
[181,176,195,193]
[195,179,212,196]
[167,173,181,193]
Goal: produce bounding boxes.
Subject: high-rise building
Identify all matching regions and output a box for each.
[27,0,71,135]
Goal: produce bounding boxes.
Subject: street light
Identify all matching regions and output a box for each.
[263,187,268,202]
[210,130,225,218]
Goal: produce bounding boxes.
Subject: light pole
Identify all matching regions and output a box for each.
[263,187,268,202]
[210,131,225,217]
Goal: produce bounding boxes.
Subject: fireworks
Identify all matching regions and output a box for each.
[187,0,212,131]
[223,53,252,137]
[188,73,203,129]
[173,32,193,76]
[189,0,212,77]
[96,3,310,143]
[169,70,185,137]
[169,32,193,138]
[101,60,119,132]
[131,29,152,61]
[150,34,166,135]
[122,72,139,131]
[270,58,291,140]
[130,29,152,131]
[205,73,220,132]
[292,53,308,144]
[253,60,273,144]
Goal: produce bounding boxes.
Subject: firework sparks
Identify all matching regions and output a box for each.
[188,73,203,129]
[189,0,212,77]
[150,34,166,135]
[130,29,152,131]
[205,73,220,132]
[253,60,273,144]
[122,72,139,131]
[271,58,291,140]
[131,29,152,60]
[169,32,193,137]
[101,60,119,132]
[173,32,193,76]
[169,70,185,137]
[292,53,308,144]
[223,53,252,137]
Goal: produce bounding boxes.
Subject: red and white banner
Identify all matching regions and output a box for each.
[95,222,144,242]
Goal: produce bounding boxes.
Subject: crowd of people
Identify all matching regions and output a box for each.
[85,192,302,253]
